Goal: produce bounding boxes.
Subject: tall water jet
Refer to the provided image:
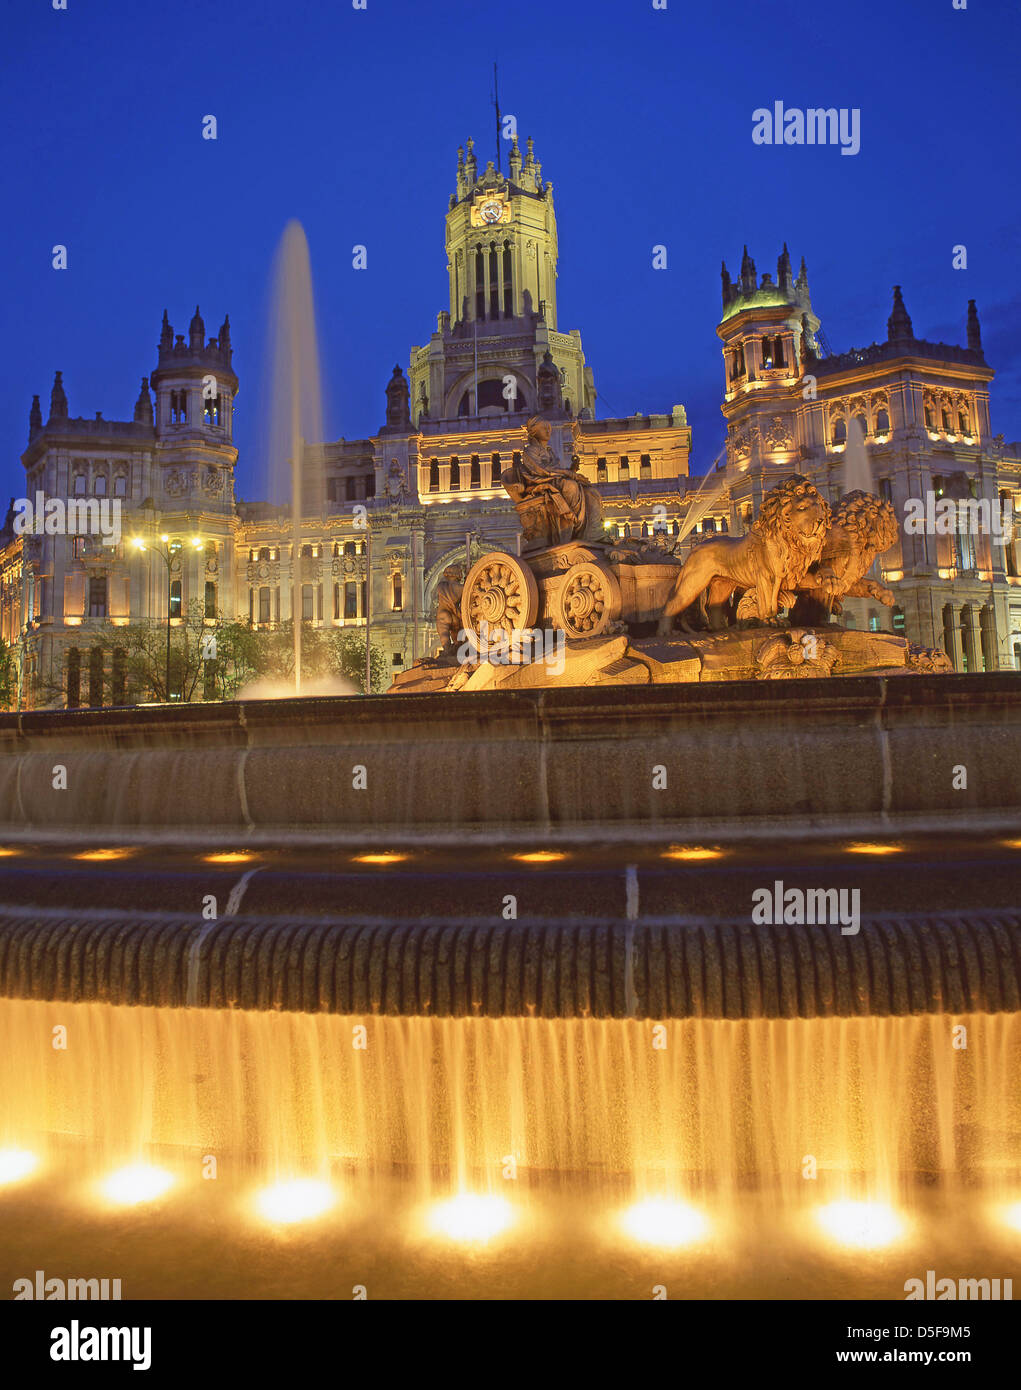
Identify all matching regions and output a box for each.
[842,413,873,496]
[265,221,326,694]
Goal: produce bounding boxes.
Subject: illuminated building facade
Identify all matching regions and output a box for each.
[2,144,1019,707]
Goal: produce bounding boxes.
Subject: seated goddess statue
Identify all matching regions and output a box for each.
[503,416,604,547]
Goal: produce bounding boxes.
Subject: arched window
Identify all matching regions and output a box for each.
[853,413,868,439]
[831,418,847,446]
[958,408,970,435]
[114,473,128,497]
[941,406,952,432]
[449,457,461,490]
[88,647,103,707]
[66,648,81,708]
[74,473,87,497]
[875,408,890,435]
[93,474,107,496]
[774,335,786,367]
[924,404,934,430]
[429,459,440,491]
[392,575,403,611]
[761,335,774,368]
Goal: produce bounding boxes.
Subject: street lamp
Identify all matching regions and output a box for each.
[131,534,203,701]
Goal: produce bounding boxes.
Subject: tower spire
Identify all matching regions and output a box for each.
[887,285,913,343]
[777,242,793,292]
[49,370,68,422]
[29,394,42,439]
[967,299,982,352]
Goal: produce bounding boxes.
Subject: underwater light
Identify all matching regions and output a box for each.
[72,847,137,862]
[427,1193,515,1242]
[662,846,725,861]
[352,852,409,865]
[620,1198,710,1247]
[512,851,566,864]
[815,1200,903,1249]
[203,851,256,864]
[0,1148,39,1185]
[100,1163,175,1206]
[255,1178,336,1224]
[845,842,903,856]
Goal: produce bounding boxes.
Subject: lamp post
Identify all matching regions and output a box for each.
[131,533,203,701]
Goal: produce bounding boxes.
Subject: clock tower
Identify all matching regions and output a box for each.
[408,135,595,426]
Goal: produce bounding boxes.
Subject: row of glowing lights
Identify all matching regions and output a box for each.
[3,841,1021,865]
[2,1148,1019,1249]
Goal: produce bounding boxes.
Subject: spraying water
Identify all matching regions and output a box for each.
[266,222,326,695]
[842,414,874,496]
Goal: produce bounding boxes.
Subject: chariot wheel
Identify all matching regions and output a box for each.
[460,553,540,648]
[555,559,621,639]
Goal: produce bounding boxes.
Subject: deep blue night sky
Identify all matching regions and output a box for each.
[2,0,1018,505]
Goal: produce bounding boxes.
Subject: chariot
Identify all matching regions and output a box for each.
[458,457,685,647]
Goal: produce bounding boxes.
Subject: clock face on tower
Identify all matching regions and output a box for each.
[480,199,503,224]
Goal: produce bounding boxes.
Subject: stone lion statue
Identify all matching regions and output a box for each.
[657,475,831,634]
[791,490,899,625]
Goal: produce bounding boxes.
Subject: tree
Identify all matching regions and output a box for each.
[323,628,389,693]
[0,638,17,710]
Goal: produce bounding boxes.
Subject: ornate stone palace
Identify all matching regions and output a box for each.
[2,136,1019,706]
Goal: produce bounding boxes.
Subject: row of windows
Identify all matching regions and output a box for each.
[72,473,129,497]
[247,542,365,562]
[831,409,891,444]
[924,404,972,436]
[248,580,386,625]
[596,455,653,482]
[79,576,218,620]
[428,455,501,491]
[730,336,788,380]
[167,391,225,426]
[326,474,375,502]
[66,646,125,707]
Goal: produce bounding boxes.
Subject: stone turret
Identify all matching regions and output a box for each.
[188,305,205,351]
[381,364,412,433]
[887,285,914,343]
[133,377,154,425]
[28,394,42,440]
[967,299,982,353]
[49,370,68,422]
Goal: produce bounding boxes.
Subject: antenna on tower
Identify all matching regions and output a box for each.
[492,61,501,173]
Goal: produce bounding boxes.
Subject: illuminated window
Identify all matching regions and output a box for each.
[89,576,107,618]
[392,575,403,611]
[301,584,314,621]
[429,459,440,491]
[169,579,181,619]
